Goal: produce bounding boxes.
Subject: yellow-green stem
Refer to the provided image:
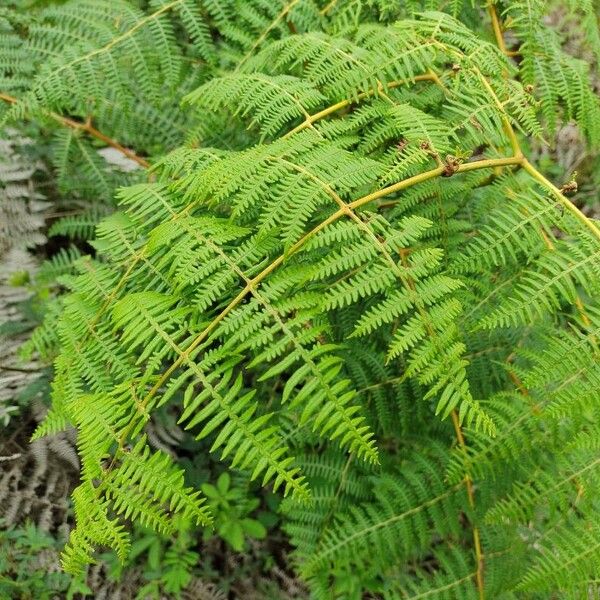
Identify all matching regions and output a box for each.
[520,159,600,243]
[451,411,485,600]
[0,92,149,168]
[284,73,440,138]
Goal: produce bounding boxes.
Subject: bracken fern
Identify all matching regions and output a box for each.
[2,0,600,597]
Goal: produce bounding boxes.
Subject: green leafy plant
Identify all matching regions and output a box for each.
[202,472,269,551]
[101,519,200,599]
[0,522,88,600]
[2,1,600,598]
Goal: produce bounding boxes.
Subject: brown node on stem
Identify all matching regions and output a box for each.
[560,180,578,195]
[442,155,462,177]
[396,138,408,151]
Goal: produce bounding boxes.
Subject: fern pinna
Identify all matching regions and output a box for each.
[3,0,600,597]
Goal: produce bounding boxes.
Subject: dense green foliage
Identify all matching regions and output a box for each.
[1,0,600,598]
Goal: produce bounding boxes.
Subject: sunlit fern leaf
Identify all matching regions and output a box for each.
[219,0,322,67]
[61,482,131,574]
[184,73,327,139]
[246,27,438,99]
[111,289,314,498]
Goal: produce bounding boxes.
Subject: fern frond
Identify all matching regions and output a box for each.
[479,236,600,329]
[13,4,600,592]
[184,73,326,139]
[302,448,463,579]
[518,518,600,594]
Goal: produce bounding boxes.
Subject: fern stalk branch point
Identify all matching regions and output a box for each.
[350,156,523,211]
